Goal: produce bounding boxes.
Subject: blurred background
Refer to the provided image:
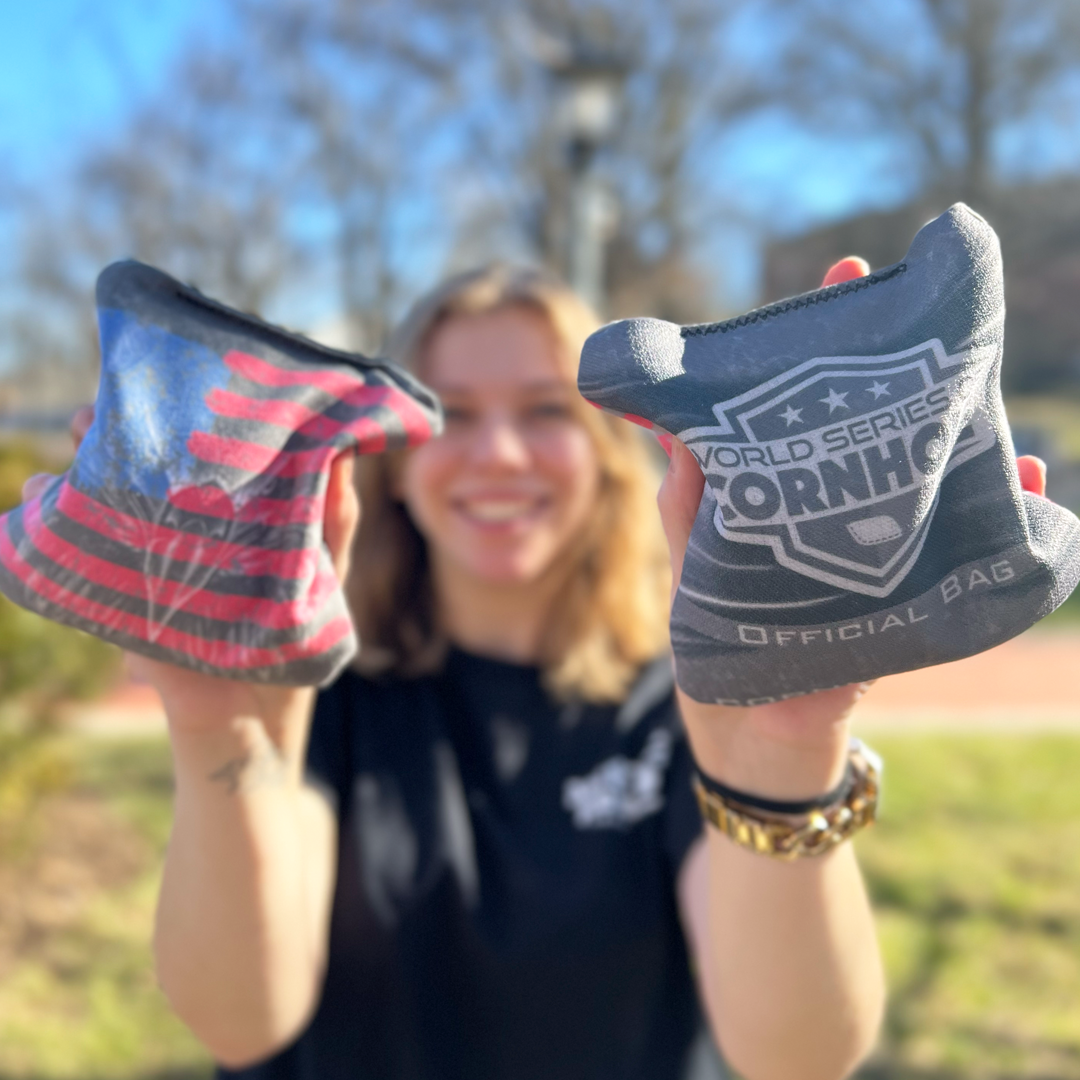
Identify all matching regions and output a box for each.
[1,1,1079,1077]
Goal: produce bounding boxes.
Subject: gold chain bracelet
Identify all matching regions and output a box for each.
[692,740,881,860]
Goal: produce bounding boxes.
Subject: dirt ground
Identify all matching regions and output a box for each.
[0,793,150,980]
[857,630,1080,730]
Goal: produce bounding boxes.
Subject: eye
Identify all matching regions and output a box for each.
[441,404,475,424]
[528,400,572,420]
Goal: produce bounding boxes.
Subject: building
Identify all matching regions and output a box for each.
[763,180,1080,396]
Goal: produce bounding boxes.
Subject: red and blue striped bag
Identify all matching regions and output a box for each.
[0,261,442,685]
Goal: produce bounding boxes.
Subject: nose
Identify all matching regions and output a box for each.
[469,414,531,470]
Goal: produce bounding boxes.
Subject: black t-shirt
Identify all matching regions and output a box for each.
[219,650,718,1080]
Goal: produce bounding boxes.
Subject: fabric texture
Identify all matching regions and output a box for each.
[579,204,1080,704]
[0,261,442,685]
[219,652,717,1080]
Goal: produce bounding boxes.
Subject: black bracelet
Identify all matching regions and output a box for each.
[694,760,855,816]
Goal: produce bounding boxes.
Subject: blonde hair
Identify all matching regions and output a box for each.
[348,264,671,702]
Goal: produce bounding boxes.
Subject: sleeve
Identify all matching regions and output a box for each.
[663,724,705,875]
[621,661,704,875]
[303,672,355,820]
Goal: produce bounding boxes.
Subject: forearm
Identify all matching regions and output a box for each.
[155,708,333,1067]
[701,832,883,1080]
[682,691,884,1080]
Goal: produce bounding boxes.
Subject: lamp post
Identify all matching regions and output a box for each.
[551,50,626,313]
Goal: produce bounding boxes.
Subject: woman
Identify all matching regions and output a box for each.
[43,260,1040,1079]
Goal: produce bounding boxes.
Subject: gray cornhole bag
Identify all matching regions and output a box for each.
[579,204,1080,704]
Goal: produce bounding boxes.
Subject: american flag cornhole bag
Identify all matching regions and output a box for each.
[0,261,442,685]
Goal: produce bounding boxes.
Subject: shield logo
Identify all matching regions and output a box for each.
[678,339,997,597]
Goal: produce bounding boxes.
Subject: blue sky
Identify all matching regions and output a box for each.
[0,0,215,181]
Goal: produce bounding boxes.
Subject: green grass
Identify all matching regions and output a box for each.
[1036,583,1080,628]
[3,733,1080,1079]
[0,737,211,1080]
[1005,396,1080,463]
[855,734,1080,1079]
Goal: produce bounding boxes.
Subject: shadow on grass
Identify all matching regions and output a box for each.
[861,858,1080,1079]
[72,737,176,798]
[867,878,1080,1056]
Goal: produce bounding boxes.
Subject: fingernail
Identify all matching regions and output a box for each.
[656,432,673,458]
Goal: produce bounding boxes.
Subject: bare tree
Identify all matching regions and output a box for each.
[759,0,1080,209]
[4,32,317,404]
[436,0,767,319]
[25,0,1079,402]
[7,0,775,399]
[229,0,466,349]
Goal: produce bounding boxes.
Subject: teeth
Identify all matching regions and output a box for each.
[461,500,537,522]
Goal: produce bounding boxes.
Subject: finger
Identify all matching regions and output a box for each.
[70,405,94,450]
[323,451,360,583]
[821,256,870,288]
[21,473,56,503]
[656,438,705,598]
[1017,454,1047,496]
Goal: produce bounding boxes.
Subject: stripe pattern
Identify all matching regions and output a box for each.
[0,261,442,686]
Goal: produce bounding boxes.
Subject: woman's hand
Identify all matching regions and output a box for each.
[656,256,1049,797]
[23,406,361,744]
[658,431,862,794]
[124,444,359,743]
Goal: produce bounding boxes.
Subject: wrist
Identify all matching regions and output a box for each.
[691,739,881,861]
[169,713,304,802]
[695,757,856,816]
[677,688,853,802]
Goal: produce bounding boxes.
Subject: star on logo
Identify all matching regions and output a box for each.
[819,388,849,414]
[779,404,803,427]
[867,381,891,400]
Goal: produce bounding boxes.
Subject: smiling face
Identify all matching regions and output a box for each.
[400,304,601,589]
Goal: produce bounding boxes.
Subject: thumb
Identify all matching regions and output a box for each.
[1017,454,1047,496]
[71,405,95,450]
[658,257,870,604]
[821,256,870,287]
[324,452,360,583]
[657,438,705,601]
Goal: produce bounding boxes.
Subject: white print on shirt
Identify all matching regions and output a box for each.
[562,728,673,830]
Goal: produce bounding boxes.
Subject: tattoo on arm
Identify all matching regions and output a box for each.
[208,743,287,795]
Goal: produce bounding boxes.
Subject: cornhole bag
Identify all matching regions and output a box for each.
[579,204,1080,704]
[0,261,442,685]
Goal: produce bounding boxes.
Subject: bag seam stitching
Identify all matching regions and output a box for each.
[681,263,908,339]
